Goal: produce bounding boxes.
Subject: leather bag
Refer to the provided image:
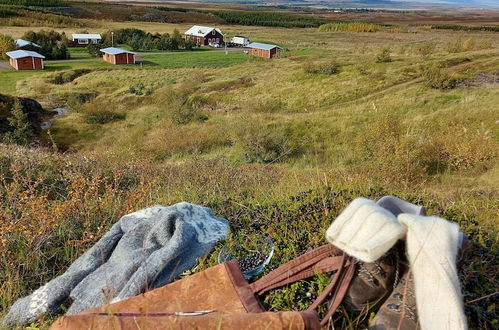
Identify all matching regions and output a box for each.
[50,244,355,330]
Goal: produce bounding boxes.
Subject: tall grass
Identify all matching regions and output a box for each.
[317,22,381,33]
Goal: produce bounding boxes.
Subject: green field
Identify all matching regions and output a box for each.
[0,3,498,329]
[142,51,253,68]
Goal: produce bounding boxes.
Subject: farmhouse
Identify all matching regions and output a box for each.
[6,50,45,70]
[15,39,41,49]
[184,25,224,47]
[71,34,102,47]
[247,42,282,59]
[100,47,136,65]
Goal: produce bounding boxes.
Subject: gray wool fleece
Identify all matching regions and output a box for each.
[3,202,229,326]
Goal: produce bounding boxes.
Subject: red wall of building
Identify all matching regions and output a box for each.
[11,56,43,70]
[249,48,280,59]
[103,53,135,65]
[250,48,270,59]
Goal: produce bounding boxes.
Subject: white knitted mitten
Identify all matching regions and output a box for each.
[325,197,406,262]
[398,214,468,330]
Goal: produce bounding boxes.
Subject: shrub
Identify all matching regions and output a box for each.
[50,69,92,85]
[317,22,381,33]
[303,58,340,75]
[80,101,125,124]
[158,87,209,125]
[128,83,152,96]
[0,33,15,60]
[445,36,493,53]
[2,100,34,146]
[83,110,125,125]
[375,47,392,63]
[422,65,460,89]
[421,121,497,172]
[414,41,436,58]
[233,120,302,163]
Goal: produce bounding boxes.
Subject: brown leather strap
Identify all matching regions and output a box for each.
[306,254,347,312]
[250,244,343,295]
[253,256,349,296]
[319,259,356,326]
[248,244,356,327]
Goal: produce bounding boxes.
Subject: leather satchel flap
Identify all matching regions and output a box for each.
[80,262,250,315]
[50,311,317,330]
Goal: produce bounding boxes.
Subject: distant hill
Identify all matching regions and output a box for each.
[125,0,499,9]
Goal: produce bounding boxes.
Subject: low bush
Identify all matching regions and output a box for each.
[375,47,392,63]
[83,110,125,125]
[79,101,125,125]
[233,120,304,164]
[0,33,15,60]
[303,58,340,75]
[422,65,461,89]
[128,83,153,96]
[445,36,493,53]
[413,41,437,58]
[317,22,381,33]
[50,69,92,85]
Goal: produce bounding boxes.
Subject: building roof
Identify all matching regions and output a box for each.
[72,34,102,40]
[15,39,41,48]
[6,50,45,59]
[100,47,136,55]
[248,42,281,50]
[184,25,223,37]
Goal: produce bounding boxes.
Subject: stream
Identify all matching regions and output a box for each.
[41,107,67,130]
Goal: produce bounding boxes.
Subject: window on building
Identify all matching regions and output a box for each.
[212,30,216,35]
[78,39,89,44]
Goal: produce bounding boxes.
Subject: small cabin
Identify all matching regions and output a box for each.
[15,39,41,50]
[184,25,224,47]
[230,36,250,47]
[247,43,281,59]
[71,34,102,47]
[100,47,136,65]
[6,50,45,70]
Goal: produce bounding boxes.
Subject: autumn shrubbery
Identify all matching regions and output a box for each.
[354,111,497,186]
[0,145,156,312]
[303,58,340,75]
[50,69,92,85]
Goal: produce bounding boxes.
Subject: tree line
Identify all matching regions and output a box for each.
[0,0,67,6]
[0,30,69,60]
[87,28,198,55]
[21,30,70,60]
[205,10,331,28]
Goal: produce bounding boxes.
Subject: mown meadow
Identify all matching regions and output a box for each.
[0,2,498,329]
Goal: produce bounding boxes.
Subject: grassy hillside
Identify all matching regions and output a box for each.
[0,10,498,330]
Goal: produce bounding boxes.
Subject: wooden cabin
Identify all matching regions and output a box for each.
[71,34,102,47]
[247,43,281,59]
[184,25,224,47]
[100,47,136,65]
[6,50,45,70]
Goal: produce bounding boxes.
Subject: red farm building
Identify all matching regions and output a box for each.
[247,43,282,59]
[6,50,45,70]
[184,25,224,47]
[100,47,136,65]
